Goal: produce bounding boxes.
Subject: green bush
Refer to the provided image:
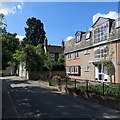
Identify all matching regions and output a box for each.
[77,83,120,99]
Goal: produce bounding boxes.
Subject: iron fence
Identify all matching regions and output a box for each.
[57,78,120,99]
[39,77,120,99]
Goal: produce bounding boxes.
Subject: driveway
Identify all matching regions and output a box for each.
[2,76,120,119]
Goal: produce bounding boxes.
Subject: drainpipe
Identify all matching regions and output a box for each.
[116,41,117,83]
[89,63,90,82]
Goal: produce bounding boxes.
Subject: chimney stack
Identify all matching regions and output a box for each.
[44,37,47,46]
[44,37,47,53]
[61,39,64,48]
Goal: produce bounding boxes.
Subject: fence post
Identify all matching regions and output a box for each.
[66,78,67,87]
[75,79,76,89]
[58,78,61,86]
[103,82,104,96]
[86,80,88,93]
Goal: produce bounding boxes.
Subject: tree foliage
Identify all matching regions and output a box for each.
[2,32,19,70]
[22,17,46,46]
[13,44,44,71]
[101,38,115,83]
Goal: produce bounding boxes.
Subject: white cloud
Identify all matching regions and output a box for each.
[16,35,25,42]
[93,11,118,24]
[17,4,22,10]
[66,36,74,41]
[0,2,23,15]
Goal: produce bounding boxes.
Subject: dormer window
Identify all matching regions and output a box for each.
[76,34,81,43]
[86,32,91,40]
[94,22,108,43]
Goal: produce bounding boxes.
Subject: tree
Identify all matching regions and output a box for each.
[44,52,53,85]
[53,54,65,70]
[22,17,46,46]
[102,44,114,83]
[57,54,65,66]
[13,44,44,72]
[101,35,115,84]
[2,32,19,70]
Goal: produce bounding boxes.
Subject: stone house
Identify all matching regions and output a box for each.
[44,37,64,62]
[64,17,120,83]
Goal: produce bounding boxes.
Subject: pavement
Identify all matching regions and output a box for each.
[2,78,20,118]
[1,76,120,119]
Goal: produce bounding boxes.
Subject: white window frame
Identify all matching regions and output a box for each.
[86,32,91,40]
[50,53,55,57]
[94,23,108,43]
[71,67,74,74]
[94,46,107,59]
[84,49,90,55]
[84,66,90,72]
[68,54,71,60]
[67,67,70,74]
[75,67,78,74]
[76,34,81,43]
[73,52,79,59]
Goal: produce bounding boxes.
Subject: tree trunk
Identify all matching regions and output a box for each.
[109,74,113,93]
[49,67,51,86]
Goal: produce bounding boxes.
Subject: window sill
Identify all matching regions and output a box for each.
[73,58,79,60]
[71,72,78,74]
[84,53,90,55]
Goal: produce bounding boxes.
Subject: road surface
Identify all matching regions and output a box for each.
[2,76,120,119]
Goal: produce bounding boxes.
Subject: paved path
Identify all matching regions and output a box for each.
[2,76,120,119]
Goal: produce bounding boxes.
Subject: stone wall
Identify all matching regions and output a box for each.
[3,66,15,76]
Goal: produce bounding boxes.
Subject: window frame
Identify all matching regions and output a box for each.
[73,52,79,59]
[68,54,71,60]
[76,34,81,43]
[84,49,90,55]
[84,66,90,72]
[94,23,108,43]
[94,46,108,59]
[67,67,71,74]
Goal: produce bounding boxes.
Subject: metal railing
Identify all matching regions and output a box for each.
[57,78,120,99]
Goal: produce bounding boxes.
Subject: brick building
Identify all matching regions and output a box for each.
[64,17,120,83]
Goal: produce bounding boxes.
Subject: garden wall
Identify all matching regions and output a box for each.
[3,65,15,76]
[29,70,65,80]
[59,87,120,110]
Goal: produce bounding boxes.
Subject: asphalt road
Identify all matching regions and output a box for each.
[2,76,120,119]
[2,78,19,118]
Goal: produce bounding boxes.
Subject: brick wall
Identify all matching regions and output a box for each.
[116,41,120,83]
[65,52,81,79]
[29,70,65,80]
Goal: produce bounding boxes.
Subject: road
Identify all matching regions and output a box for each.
[2,76,120,119]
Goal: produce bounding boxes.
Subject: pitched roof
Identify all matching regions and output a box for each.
[92,17,114,27]
[47,45,64,54]
[64,32,93,54]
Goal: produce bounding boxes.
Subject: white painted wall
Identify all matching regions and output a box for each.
[19,62,26,78]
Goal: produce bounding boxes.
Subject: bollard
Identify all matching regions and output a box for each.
[75,79,77,89]
[66,78,67,87]
[86,80,88,93]
[103,82,104,96]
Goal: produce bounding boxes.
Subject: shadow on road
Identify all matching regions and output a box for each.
[3,77,120,119]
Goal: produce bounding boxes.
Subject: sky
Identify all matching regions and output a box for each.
[0,2,119,46]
